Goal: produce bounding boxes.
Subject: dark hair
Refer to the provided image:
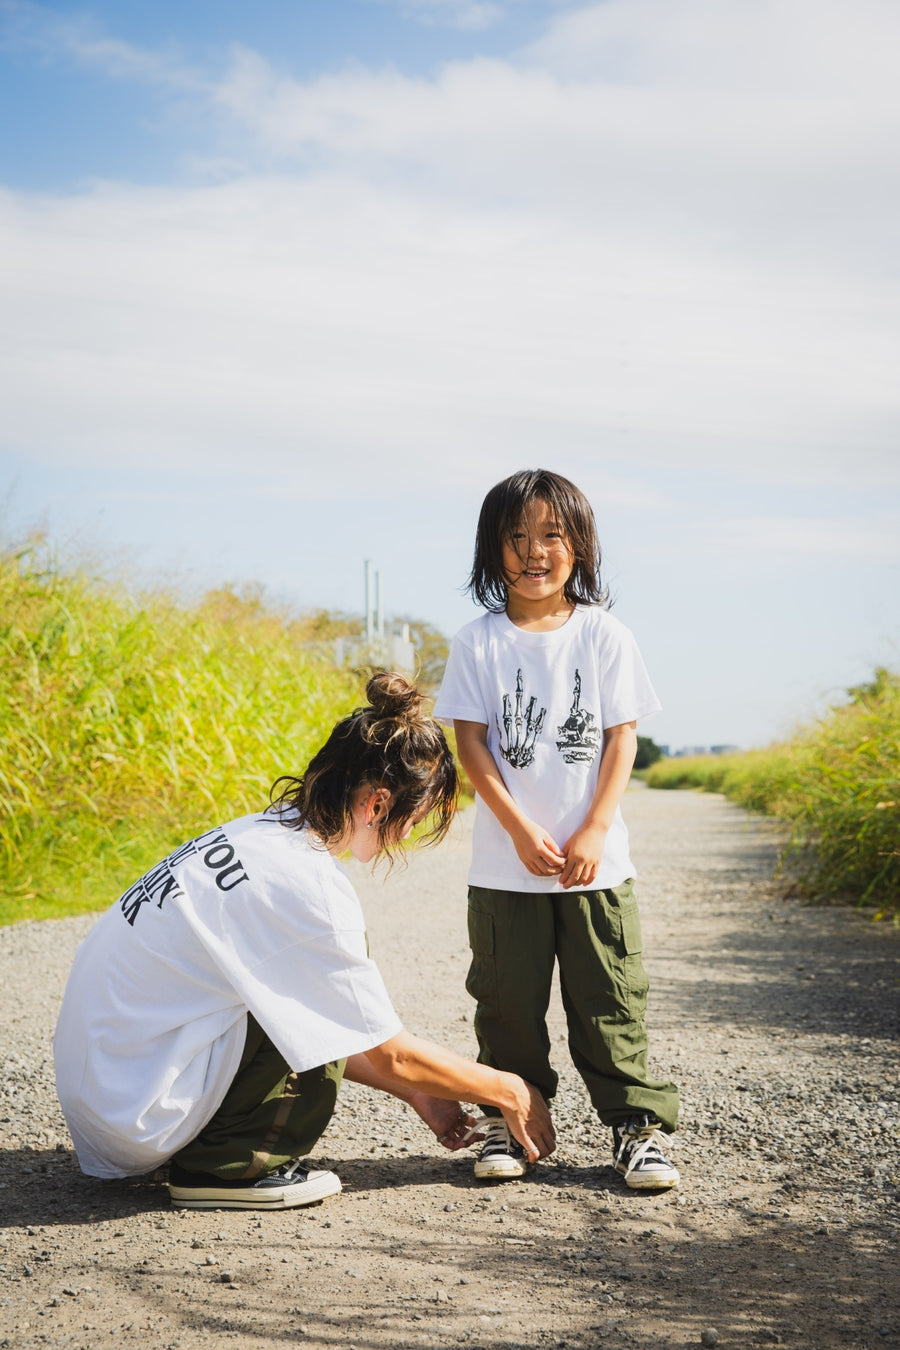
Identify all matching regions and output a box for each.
[270,670,458,867]
[466,468,608,612]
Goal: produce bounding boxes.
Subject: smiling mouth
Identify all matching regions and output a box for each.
[522,568,549,578]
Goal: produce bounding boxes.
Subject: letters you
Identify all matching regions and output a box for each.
[119,828,249,927]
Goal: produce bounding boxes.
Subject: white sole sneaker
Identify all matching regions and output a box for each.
[474,1153,530,1180]
[472,1118,530,1181]
[612,1116,679,1190]
[616,1159,680,1190]
[168,1163,342,1210]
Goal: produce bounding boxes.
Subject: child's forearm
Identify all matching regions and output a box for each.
[583,721,638,830]
[455,723,531,836]
[558,721,637,888]
[454,720,565,875]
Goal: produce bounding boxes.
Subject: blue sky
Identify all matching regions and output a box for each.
[1,0,898,750]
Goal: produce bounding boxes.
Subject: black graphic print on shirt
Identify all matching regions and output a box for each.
[556,669,602,763]
[118,825,250,927]
[496,669,547,769]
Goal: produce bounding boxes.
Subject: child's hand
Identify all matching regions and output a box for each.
[510,820,566,878]
[559,823,608,890]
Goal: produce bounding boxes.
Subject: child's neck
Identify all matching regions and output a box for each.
[504,594,576,632]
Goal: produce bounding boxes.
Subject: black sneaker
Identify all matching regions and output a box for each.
[612,1115,679,1190]
[168,1159,342,1210]
[472,1118,530,1181]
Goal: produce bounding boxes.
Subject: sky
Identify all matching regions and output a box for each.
[1,0,898,751]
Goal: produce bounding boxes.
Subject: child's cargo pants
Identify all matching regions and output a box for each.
[466,879,679,1131]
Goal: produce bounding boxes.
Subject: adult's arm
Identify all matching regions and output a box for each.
[345,1030,555,1162]
[343,1053,478,1150]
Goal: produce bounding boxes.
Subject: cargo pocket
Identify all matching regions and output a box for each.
[465,907,496,1005]
[617,896,650,1018]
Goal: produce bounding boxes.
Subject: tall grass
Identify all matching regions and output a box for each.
[646,668,900,915]
[0,539,364,925]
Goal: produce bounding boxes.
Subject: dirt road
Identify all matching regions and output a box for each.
[1,787,897,1350]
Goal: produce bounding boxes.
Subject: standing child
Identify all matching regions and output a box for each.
[434,469,679,1188]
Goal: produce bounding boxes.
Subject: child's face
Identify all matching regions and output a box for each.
[501,499,574,604]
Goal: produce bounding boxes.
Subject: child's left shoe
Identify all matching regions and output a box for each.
[472,1118,530,1180]
[612,1114,679,1190]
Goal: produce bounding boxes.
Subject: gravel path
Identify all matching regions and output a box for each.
[1,787,898,1350]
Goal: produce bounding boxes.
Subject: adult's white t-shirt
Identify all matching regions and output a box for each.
[433,605,661,892]
[54,813,402,1179]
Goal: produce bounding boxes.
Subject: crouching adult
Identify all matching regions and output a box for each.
[54,672,555,1210]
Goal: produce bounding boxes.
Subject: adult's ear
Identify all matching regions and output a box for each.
[366,785,393,828]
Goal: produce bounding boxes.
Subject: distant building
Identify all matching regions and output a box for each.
[331,560,416,672]
[670,743,741,758]
[332,627,416,673]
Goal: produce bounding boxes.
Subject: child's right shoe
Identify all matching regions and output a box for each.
[473,1118,530,1180]
[612,1114,679,1190]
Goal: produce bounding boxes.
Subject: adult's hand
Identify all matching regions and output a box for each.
[500,1080,555,1162]
[408,1093,484,1150]
[357,1035,555,1163]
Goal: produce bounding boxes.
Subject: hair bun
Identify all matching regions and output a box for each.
[365,670,423,723]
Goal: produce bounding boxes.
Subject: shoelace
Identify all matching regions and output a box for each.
[614,1125,673,1178]
[459,1116,517,1152]
[275,1159,311,1181]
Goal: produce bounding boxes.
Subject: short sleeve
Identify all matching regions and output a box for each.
[229,931,402,1075]
[173,825,404,1075]
[433,632,488,726]
[598,620,662,729]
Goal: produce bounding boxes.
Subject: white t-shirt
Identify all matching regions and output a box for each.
[434,605,661,892]
[54,813,402,1179]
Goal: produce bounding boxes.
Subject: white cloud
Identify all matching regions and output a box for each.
[520,0,900,95]
[699,515,900,564]
[203,8,900,287]
[388,0,505,30]
[0,1,203,90]
[1,0,898,501]
[1,167,895,499]
[59,32,200,89]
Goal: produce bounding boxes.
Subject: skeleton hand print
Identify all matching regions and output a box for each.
[496,669,547,769]
[556,669,601,763]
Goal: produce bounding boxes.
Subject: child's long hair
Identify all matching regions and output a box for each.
[467,468,608,612]
[270,670,458,866]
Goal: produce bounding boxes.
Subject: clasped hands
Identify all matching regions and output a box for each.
[512,819,607,889]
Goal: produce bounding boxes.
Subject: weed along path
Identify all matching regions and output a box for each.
[1,787,898,1350]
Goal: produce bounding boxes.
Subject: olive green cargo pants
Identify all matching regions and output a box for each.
[467,880,679,1132]
[171,1014,345,1179]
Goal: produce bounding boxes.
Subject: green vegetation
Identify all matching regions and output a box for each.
[646,667,900,916]
[7,534,894,923]
[633,735,663,771]
[0,539,372,925]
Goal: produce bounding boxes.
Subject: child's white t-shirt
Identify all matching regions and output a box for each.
[434,605,661,892]
[54,813,402,1179]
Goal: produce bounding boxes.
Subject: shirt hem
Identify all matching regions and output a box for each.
[466,869,636,893]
